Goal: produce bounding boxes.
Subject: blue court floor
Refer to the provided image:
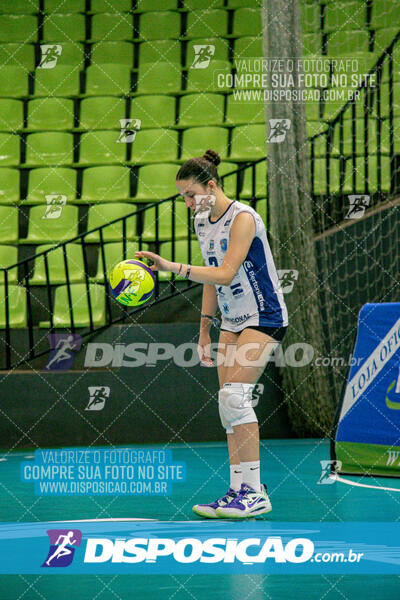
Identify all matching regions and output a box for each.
[0,439,399,599]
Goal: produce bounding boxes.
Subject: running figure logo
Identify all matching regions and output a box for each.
[191,44,215,69]
[117,118,141,143]
[85,386,110,411]
[42,194,66,219]
[38,44,62,69]
[345,195,370,219]
[267,119,291,143]
[277,269,299,294]
[317,460,342,484]
[43,334,82,371]
[42,529,82,567]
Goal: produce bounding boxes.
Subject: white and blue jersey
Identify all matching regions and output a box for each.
[194,201,288,333]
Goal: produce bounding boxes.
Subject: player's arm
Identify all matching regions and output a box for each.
[135,212,256,286]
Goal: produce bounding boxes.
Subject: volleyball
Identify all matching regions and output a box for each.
[109,259,155,307]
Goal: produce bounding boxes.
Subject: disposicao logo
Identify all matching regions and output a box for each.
[42,529,82,567]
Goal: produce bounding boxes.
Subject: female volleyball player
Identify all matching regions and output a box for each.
[135,149,288,519]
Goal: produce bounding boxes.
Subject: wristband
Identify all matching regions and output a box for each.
[177,263,182,276]
[185,264,191,279]
[201,314,221,328]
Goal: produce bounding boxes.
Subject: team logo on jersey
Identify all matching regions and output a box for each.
[220,238,228,252]
[222,303,230,314]
[207,240,215,254]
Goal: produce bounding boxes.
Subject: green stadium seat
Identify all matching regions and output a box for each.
[44,0,85,12]
[226,94,264,125]
[39,283,106,328]
[25,132,73,166]
[311,157,341,195]
[343,155,391,194]
[81,166,131,203]
[26,167,77,204]
[135,0,178,10]
[371,0,400,30]
[374,28,399,54]
[324,2,366,32]
[131,128,178,164]
[300,2,320,34]
[373,81,400,118]
[0,134,19,166]
[130,95,176,128]
[233,37,262,61]
[0,16,37,43]
[27,98,74,131]
[43,14,85,41]
[0,285,27,328]
[232,8,262,38]
[0,43,35,70]
[141,200,189,241]
[91,42,134,66]
[86,64,132,95]
[0,245,18,284]
[158,239,203,280]
[79,130,127,165]
[185,10,228,39]
[228,0,261,6]
[91,14,133,41]
[0,0,39,13]
[302,33,322,55]
[80,96,126,130]
[92,0,132,11]
[21,204,78,244]
[304,100,321,122]
[138,40,181,64]
[85,203,138,242]
[240,160,267,198]
[178,93,224,127]
[136,62,181,94]
[0,169,19,205]
[181,126,228,160]
[29,243,85,285]
[91,241,144,283]
[183,0,223,8]
[230,124,266,161]
[0,206,18,243]
[327,30,369,56]
[185,60,231,92]
[137,11,181,40]
[0,100,23,132]
[34,66,81,97]
[219,161,241,198]
[186,38,229,65]
[0,67,28,98]
[134,163,178,201]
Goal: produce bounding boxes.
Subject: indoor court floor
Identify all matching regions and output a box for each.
[0,439,399,599]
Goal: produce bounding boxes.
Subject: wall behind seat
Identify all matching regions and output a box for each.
[0,323,294,448]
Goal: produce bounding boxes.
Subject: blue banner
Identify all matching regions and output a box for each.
[0,521,399,574]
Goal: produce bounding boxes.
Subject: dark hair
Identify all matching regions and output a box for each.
[176,149,221,187]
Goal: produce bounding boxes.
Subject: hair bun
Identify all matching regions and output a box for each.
[203,149,221,167]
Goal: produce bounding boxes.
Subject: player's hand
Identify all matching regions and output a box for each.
[198,331,213,367]
[135,250,171,273]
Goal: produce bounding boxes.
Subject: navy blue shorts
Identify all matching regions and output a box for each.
[220,325,288,343]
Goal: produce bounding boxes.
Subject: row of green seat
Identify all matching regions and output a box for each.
[0,161,267,204]
[0,124,271,166]
[0,9,265,42]
[301,0,400,33]
[1,82,400,132]
[0,195,268,245]
[0,92,269,131]
[0,0,262,15]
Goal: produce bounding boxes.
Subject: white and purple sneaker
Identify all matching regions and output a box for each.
[192,488,238,519]
[215,483,272,518]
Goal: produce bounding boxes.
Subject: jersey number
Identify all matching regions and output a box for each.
[209,258,244,295]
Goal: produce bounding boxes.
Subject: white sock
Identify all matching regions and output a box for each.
[229,464,242,492]
[241,460,261,492]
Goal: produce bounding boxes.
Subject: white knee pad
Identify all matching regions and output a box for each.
[218,382,258,432]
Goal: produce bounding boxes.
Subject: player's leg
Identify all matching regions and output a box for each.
[192,329,241,518]
[216,327,280,518]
